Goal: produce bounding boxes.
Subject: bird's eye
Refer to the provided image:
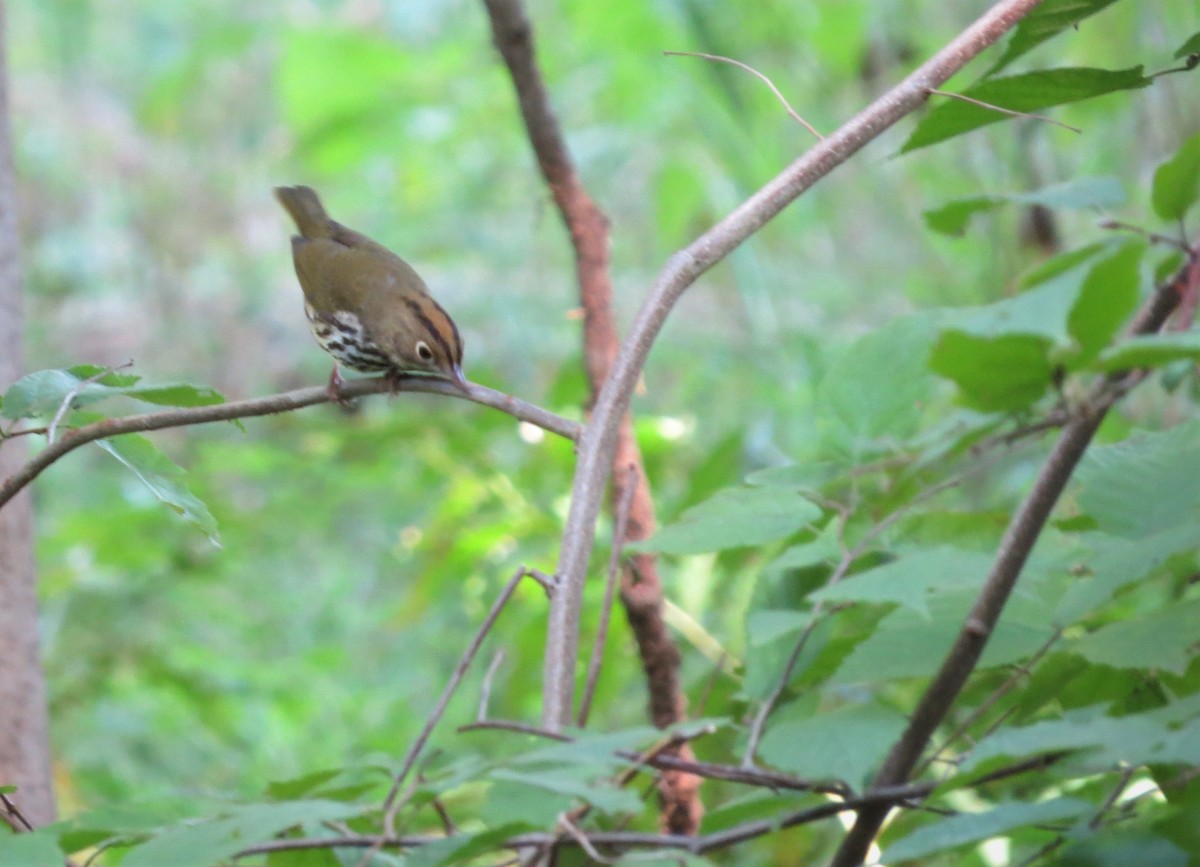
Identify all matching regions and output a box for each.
[415,340,434,362]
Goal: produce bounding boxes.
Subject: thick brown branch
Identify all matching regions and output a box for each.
[0,376,579,511]
[830,252,1196,866]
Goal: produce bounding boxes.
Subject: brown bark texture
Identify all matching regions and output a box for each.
[0,0,57,827]
[482,0,702,834]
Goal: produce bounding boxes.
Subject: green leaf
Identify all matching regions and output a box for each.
[1055,525,1200,623]
[987,0,1122,74]
[1068,241,1144,363]
[929,331,1054,411]
[1076,421,1200,537]
[1152,133,1200,222]
[819,316,935,454]
[745,610,813,646]
[965,697,1200,771]
[758,701,906,788]
[1174,32,1200,60]
[1095,332,1200,372]
[834,592,1054,683]
[488,769,640,815]
[1071,598,1200,676]
[808,547,994,618]
[0,368,223,420]
[925,177,1125,237]
[903,67,1151,154]
[883,798,1091,862]
[0,830,66,867]
[96,435,220,543]
[638,485,821,554]
[1058,831,1189,867]
[123,801,366,867]
[404,824,528,867]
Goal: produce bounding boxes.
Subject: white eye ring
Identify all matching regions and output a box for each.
[415,340,434,362]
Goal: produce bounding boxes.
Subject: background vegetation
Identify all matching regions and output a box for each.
[2,0,1199,864]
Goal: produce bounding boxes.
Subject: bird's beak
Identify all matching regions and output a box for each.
[450,364,468,390]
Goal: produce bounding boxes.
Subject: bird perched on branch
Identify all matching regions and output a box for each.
[275,185,466,400]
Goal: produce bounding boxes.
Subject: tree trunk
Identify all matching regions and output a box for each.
[0,0,56,826]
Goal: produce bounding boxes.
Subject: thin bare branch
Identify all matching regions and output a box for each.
[0,792,33,832]
[0,376,579,511]
[477,648,507,722]
[917,628,1062,776]
[577,464,638,727]
[379,567,533,824]
[664,51,823,140]
[926,88,1082,134]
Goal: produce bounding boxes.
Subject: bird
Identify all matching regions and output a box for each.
[274,185,466,400]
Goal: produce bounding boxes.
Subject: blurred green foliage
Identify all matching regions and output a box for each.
[5,0,1200,864]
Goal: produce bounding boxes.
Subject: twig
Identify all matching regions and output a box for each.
[926,88,1082,134]
[459,719,850,796]
[477,648,507,722]
[1089,766,1136,829]
[46,360,135,444]
[378,567,533,830]
[0,792,33,832]
[558,813,615,863]
[695,652,725,717]
[0,376,579,511]
[1098,219,1193,251]
[577,464,638,727]
[546,0,1051,742]
[663,51,824,140]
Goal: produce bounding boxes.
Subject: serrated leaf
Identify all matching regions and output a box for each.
[1175,32,1200,60]
[1076,421,1200,537]
[404,824,528,867]
[745,610,813,646]
[903,67,1150,154]
[1055,525,1200,623]
[488,769,640,815]
[2,369,98,419]
[883,798,1091,862]
[1152,133,1200,222]
[808,547,994,618]
[1068,241,1143,363]
[925,177,1124,238]
[759,702,905,788]
[1094,332,1200,372]
[987,0,1121,74]
[0,830,65,867]
[834,592,1054,684]
[0,368,224,420]
[96,435,220,543]
[1072,599,1200,676]
[119,383,225,408]
[638,486,821,554]
[123,801,366,867]
[819,316,934,455]
[964,698,1200,771]
[929,331,1055,411]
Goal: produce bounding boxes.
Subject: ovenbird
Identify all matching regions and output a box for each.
[275,185,466,398]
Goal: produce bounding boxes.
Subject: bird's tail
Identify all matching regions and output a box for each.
[274,185,333,239]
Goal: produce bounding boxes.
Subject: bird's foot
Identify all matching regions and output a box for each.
[326,365,353,407]
[383,369,410,395]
